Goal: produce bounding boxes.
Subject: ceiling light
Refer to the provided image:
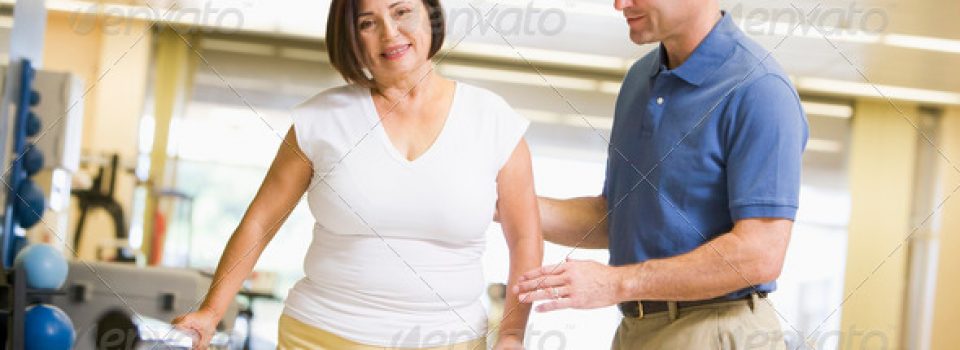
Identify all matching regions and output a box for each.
[797,77,960,105]
[801,101,853,119]
[201,38,275,56]
[439,63,605,91]
[884,34,960,54]
[805,138,843,153]
[448,42,628,71]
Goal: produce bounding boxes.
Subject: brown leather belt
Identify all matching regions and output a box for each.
[618,292,768,319]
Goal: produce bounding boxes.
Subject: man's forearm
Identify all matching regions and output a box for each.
[617,227,786,302]
[539,196,609,249]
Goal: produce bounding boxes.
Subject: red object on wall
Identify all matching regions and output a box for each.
[149,211,167,266]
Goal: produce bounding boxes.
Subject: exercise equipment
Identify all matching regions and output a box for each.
[13,179,45,229]
[24,303,75,350]
[72,154,136,262]
[0,59,73,350]
[14,244,67,289]
[28,89,40,107]
[47,260,240,350]
[3,59,42,267]
[23,144,44,176]
[0,261,69,349]
[25,112,40,137]
[96,309,231,350]
[3,59,49,267]
[149,188,195,266]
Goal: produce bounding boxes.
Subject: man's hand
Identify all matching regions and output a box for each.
[514,258,627,312]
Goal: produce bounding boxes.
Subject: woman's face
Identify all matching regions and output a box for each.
[356,0,434,82]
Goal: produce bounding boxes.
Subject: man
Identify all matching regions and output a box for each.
[513,0,808,348]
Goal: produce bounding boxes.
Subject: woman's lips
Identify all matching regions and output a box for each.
[382,44,412,61]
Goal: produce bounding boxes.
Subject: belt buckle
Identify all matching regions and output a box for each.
[636,301,644,319]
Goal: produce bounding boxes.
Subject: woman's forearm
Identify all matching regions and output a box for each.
[494,139,544,340]
[199,127,311,319]
[199,220,285,318]
[499,236,543,339]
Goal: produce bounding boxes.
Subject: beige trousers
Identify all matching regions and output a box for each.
[612,298,787,350]
[277,314,488,350]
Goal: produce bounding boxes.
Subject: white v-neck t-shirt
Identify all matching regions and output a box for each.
[282,82,529,347]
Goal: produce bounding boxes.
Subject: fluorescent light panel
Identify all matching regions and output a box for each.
[798,77,960,105]
[201,38,275,56]
[801,101,853,119]
[449,42,629,71]
[279,47,328,62]
[515,108,613,130]
[806,138,843,153]
[439,63,616,92]
[885,34,960,55]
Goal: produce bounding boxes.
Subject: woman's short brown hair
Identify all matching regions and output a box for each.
[326,0,446,87]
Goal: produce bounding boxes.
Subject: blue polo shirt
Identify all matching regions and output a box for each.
[603,12,808,299]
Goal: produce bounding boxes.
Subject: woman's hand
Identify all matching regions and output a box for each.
[171,308,219,350]
[493,334,525,350]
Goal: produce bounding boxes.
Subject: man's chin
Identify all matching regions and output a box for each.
[629,32,658,45]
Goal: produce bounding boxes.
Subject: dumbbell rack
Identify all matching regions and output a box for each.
[0,58,59,349]
[1,58,40,269]
[0,266,66,349]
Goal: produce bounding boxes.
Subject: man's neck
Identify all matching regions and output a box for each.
[661,10,722,70]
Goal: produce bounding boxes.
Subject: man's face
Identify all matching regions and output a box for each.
[614,0,699,45]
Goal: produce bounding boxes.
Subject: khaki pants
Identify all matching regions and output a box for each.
[277,314,488,350]
[612,298,786,350]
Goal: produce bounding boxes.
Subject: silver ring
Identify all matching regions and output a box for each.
[551,287,560,299]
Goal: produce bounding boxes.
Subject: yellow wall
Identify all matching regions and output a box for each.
[840,100,919,349]
[42,12,102,147]
[41,12,151,260]
[930,106,960,350]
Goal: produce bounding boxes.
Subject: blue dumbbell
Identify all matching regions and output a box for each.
[23,145,44,176]
[14,180,45,229]
[26,112,41,137]
[25,304,75,350]
[29,90,40,107]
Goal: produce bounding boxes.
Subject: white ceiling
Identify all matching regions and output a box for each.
[30,0,960,99]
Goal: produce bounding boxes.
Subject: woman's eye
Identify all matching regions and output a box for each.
[395,8,412,18]
[358,20,374,30]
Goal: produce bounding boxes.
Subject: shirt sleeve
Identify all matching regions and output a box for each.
[493,98,531,170]
[290,107,317,164]
[726,74,808,221]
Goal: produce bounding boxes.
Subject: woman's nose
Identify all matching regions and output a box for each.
[380,17,401,41]
[614,0,634,11]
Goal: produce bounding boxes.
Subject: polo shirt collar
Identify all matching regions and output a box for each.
[648,11,739,86]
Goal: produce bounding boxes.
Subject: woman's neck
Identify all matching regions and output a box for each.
[373,61,440,103]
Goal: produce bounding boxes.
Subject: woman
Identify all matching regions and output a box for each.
[172,0,543,348]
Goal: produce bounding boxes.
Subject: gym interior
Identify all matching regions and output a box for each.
[0,0,958,349]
